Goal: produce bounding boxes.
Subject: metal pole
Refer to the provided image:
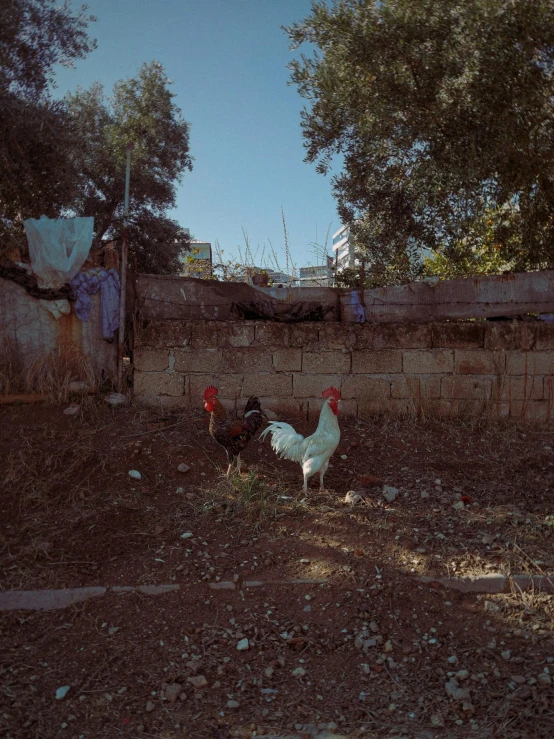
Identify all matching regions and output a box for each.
[117,144,132,393]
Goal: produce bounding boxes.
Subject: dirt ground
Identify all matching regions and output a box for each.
[1,400,553,739]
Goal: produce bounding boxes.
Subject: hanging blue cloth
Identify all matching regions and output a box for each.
[349,290,367,323]
[70,268,121,340]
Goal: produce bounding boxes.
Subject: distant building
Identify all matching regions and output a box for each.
[181,232,212,278]
[266,270,293,286]
[332,224,355,271]
[295,257,334,287]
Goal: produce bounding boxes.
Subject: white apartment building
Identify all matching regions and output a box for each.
[332,224,356,270]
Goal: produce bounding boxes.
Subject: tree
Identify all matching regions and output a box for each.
[0,0,96,251]
[286,0,554,281]
[66,62,193,273]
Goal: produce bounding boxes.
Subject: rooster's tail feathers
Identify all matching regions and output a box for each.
[243,396,262,416]
[259,421,305,463]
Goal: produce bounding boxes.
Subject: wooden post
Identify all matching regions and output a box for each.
[117,144,132,394]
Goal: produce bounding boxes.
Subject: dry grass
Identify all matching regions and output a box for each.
[0,340,98,402]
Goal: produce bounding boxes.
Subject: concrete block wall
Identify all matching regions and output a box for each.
[133,320,554,422]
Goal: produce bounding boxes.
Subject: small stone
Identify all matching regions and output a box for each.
[292,667,306,677]
[447,656,459,665]
[177,463,191,474]
[145,701,155,712]
[344,490,362,505]
[420,491,430,499]
[227,700,240,708]
[164,683,181,703]
[180,532,193,539]
[187,675,208,688]
[384,640,393,653]
[511,675,526,685]
[104,392,129,407]
[236,638,249,651]
[501,650,511,661]
[55,686,70,700]
[68,381,90,394]
[431,713,445,727]
[63,404,80,416]
[108,626,120,635]
[456,670,469,681]
[452,501,465,510]
[264,667,274,678]
[382,485,399,503]
[340,454,348,460]
[128,470,142,480]
[538,673,552,686]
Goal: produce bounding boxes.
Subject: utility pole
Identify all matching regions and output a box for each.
[117,143,132,394]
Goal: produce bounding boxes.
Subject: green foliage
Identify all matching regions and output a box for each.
[0,0,96,250]
[66,62,193,273]
[286,0,554,281]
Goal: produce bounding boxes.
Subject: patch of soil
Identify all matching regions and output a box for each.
[1,403,553,738]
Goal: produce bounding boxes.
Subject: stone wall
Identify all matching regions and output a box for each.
[133,319,554,422]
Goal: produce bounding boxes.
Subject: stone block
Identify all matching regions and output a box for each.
[374,323,432,349]
[506,351,554,376]
[272,348,302,372]
[218,322,254,347]
[441,375,492,400]
[318,323,357,350]
[354,324,376,349]
[358,398,415,417]
[402,350,454,374]
[352,350,402,374]
[190,321,221,348]
[535,324,554,350]
[254,322,290,347]
[242,373,292,397]
[509,400,552,421]
[138,320,191,348]
[188,373,243,400]
[341,375,391,400]
[223,348,273,373]
[303,351,351,374]
[484,322,535,351]
[431,322,484,348]
[174,349,222,373]
[391,374,442,399]
[293,374,342,398]
[134,349,169,372]
[289,323,320,350]
[134,371,184,397]
[494,375,544,401]
[454,349,504,375]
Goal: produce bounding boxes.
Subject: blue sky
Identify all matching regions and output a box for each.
[53,0,339,272]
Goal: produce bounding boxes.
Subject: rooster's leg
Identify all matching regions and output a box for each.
[319,459,330,492]
[236,454,241,474]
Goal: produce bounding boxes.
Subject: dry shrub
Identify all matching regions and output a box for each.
[0,340,97,402]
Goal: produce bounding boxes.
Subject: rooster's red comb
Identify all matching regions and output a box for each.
[203,385,218,400]
[322,386,341,400]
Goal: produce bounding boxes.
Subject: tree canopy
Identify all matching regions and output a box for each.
[286,0,554,280]
[66,62,194,273]
[0,0,96,251]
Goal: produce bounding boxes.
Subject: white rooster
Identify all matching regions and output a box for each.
[260,386,341,493]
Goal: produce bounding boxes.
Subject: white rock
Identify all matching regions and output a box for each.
[104,392,129,407]
[55,686,70,700]
[501,650,512,661]
[420,491,430,499]
[340,454,348,460]
[177,463,191,473]
[382,485,399,503]
[145,701,155,712]
[236,638,249,651]
[164,684,181,703]
[344,490,362,505]
[227,699,240,708]
[63,404,80,416]
[452,500,465,510]
[292,667,306,677]
[180,532,193,539]
[447,655,459,665]
[128,470,142,480]
[187,675,207,688]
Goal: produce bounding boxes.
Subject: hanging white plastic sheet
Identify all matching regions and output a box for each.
[23,215,94,289]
